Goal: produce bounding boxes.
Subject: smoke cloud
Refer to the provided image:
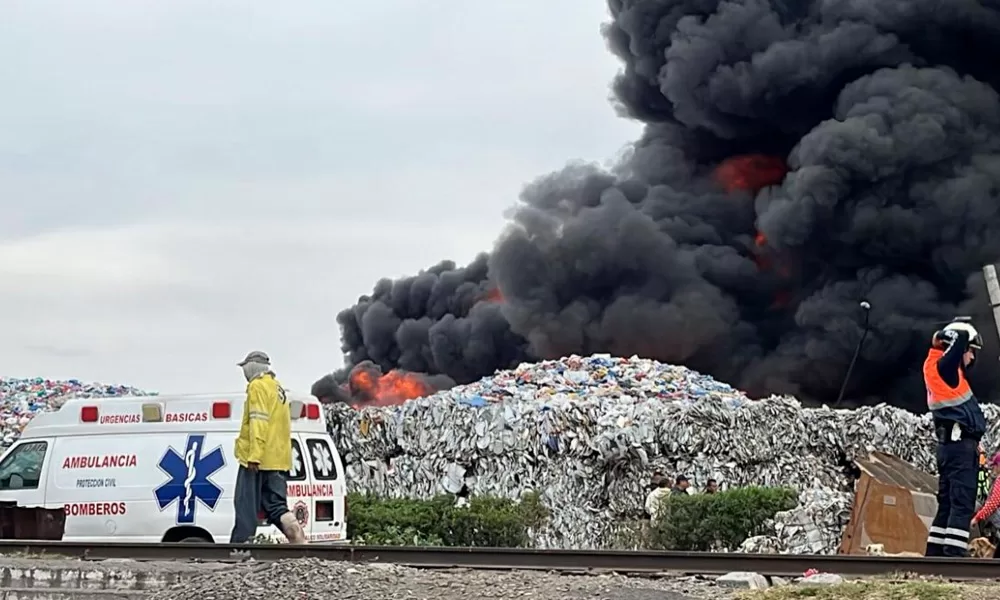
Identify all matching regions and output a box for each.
[322,0,1000,411]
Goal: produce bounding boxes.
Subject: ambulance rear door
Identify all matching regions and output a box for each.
[284,435,311,539]
[303,435,345,542]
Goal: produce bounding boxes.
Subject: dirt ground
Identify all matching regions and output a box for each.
[741,579,1000,600]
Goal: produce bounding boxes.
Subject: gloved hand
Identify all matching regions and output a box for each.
[933,328,959,349]
[944,321,979,339]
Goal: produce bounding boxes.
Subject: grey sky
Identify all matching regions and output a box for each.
[0,0,640,394]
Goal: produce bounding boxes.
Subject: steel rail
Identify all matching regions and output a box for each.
[3,542,1000,579]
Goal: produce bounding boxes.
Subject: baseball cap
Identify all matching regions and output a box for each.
[237,350,271,367]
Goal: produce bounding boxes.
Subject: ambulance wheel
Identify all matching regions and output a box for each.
[162,527,214,544]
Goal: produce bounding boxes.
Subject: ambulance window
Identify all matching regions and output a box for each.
[288,440,306,482]
[305,439,338,481]
[0,441,48,490]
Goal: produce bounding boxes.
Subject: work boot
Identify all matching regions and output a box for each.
[280,512,307,544]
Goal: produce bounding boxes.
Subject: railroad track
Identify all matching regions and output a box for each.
[3,541,1000,579]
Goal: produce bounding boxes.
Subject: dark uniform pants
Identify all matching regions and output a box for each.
[927,434,978,557]
[229,466,289,544]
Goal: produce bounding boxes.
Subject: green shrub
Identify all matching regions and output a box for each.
[347,491,548,547]
[648,486,798,551]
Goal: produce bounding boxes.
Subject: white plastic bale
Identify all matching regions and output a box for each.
[324,354,979,551]
[326,405,398,463]
[738,487,853,554]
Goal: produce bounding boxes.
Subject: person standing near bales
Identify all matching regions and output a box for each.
[230,351,306,544]
[971,453,1000,557]
[978,443,991,505]
[924,320,987,557]
[648,471,664,493]
[645,476,671,523]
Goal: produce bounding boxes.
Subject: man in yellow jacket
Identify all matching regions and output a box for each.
[229,350,306,544]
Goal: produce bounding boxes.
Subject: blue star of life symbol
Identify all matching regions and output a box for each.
[154,434,226,524]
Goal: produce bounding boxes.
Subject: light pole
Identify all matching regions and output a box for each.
[834,301,872,408]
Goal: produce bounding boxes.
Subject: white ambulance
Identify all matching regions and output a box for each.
[0,392,347,544]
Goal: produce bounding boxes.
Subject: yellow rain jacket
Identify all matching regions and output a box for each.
[234,373,292,471]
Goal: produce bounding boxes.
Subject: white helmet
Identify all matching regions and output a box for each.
[942,321,983,350]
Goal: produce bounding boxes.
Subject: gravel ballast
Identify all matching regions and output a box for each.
[149,559,728,600]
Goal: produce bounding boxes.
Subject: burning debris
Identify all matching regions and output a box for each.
[320,1,1000,410]
[311,361,454,407]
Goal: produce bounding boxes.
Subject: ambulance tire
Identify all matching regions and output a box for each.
[162,526,214,544]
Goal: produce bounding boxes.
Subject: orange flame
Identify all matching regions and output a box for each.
[485,287,504,303]
[348,363,433,407]
[715,155,788,193]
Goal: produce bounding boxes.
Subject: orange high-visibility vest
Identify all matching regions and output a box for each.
[924,348,973,410]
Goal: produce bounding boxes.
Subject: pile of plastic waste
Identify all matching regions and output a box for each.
[739,487,855,554]
[0,377,153,447]
[326,354,996,551]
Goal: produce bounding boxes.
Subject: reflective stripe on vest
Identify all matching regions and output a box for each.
[924,348,973,410]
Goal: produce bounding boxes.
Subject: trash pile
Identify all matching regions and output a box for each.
[739,487,855,554]
[0,377,153,447]
[326,354,997,550]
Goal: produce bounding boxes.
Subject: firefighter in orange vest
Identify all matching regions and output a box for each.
[924,319,987,557]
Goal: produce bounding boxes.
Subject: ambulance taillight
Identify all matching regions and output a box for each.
[80,406,99,423]
[306,404,321,420]
[212,402,231,419]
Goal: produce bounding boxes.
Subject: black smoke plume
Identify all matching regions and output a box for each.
[323,0,1000,411]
